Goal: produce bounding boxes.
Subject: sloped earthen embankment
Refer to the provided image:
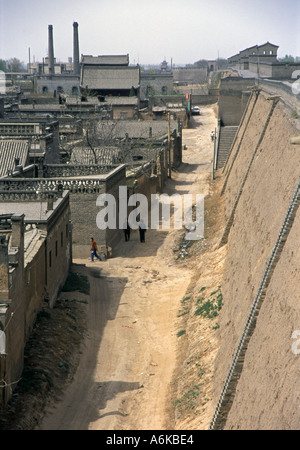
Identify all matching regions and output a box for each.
[212,89,300,429]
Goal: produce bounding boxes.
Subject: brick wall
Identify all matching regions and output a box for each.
[36,75,80,96]
[71,166,127,258]
[140,73,174,100]
[44,202,72,307]
[218,78,256,126]
[0,194,72,407]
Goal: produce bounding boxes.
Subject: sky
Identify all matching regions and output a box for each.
[0,0,300,66]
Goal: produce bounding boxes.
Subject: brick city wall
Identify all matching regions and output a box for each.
[218,78,256,126]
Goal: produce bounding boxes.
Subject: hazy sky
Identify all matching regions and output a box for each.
[0,0,299,66]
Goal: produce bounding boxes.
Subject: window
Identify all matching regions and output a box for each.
[55,240,58,257]
[42,86,48,94]
[61,231,63,247]
[72,86,78,95]
[146,86,154,96]
[49,251,52,268]
[0,124,35,135]
[162,86,167,95]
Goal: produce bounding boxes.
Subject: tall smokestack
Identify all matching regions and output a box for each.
[73,22,80,75]
[48,25,55,75]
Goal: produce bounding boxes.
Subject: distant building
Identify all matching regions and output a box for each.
[0,119,60,167]
[28,57,74,76]
[140,60,174,101]
[33,23,80,96]
[227,42,300,79]
[0,140,30,178]
[35,74,80,96]
[228,42,279,70]
[80,54,140,97]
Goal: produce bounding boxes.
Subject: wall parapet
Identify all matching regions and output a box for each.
[0,164,126,195]
[43,164,118,178]
[0,178,105,194]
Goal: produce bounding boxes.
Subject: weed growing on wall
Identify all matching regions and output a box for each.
[194,286,223,319]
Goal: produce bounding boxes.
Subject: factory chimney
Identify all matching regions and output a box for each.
[48,25,55,75]
[73,22,80,75]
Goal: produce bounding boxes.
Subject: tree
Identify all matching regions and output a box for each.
[217,58,228,69]
[278,54,295,63]
[6,58,25,72]
[0,59,7,72]
[191,59,208,69]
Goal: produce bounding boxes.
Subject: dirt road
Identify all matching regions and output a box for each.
[39,105,218,430]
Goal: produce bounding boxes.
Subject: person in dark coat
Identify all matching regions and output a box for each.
[139,219,146,243]
[123,220,131,241]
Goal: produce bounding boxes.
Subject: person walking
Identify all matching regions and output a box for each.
[139,219,146,243]
[90,237,102,261]
[123,219,131,242]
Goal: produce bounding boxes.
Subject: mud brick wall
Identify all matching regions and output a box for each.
[44,203,72,307]
[24,239,46,335]
[71,165,127,259]
[70,188,106,259]
[0,220,25,407]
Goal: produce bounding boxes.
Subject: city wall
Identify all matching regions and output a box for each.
[212,88,300,429]
[218,77,256,126]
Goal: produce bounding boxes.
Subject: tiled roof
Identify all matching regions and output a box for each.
[82,55,129,66]
[70,147,122,165]
[95,120,179,139]
[82,66,140,90]
[104,96,138,106]
[0,139,29,177]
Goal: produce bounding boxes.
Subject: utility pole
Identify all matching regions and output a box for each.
[212,128,217,180]
[168,112,171,178]
[28,48,31,73]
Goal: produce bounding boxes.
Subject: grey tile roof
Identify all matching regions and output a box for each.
[18,104,66,112]
[104,96,138,106]
[70,147,122,165]
[82,66,140,90]
[0,140,29,177]
[0,193,68,222]
[82,55,129,65]
[95,120,179,139]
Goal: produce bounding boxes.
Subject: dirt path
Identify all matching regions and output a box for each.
[39,105,218,430]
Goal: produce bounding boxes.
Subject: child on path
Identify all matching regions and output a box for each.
[90,237,102,261]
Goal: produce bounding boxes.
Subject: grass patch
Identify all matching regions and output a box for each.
[194,286,223,319]
[62,272,90,295]
[174,383,203,413]
[291,110,298,119]
[177,295,191,318]
[177,330,186,337]
[195,363,205,379]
